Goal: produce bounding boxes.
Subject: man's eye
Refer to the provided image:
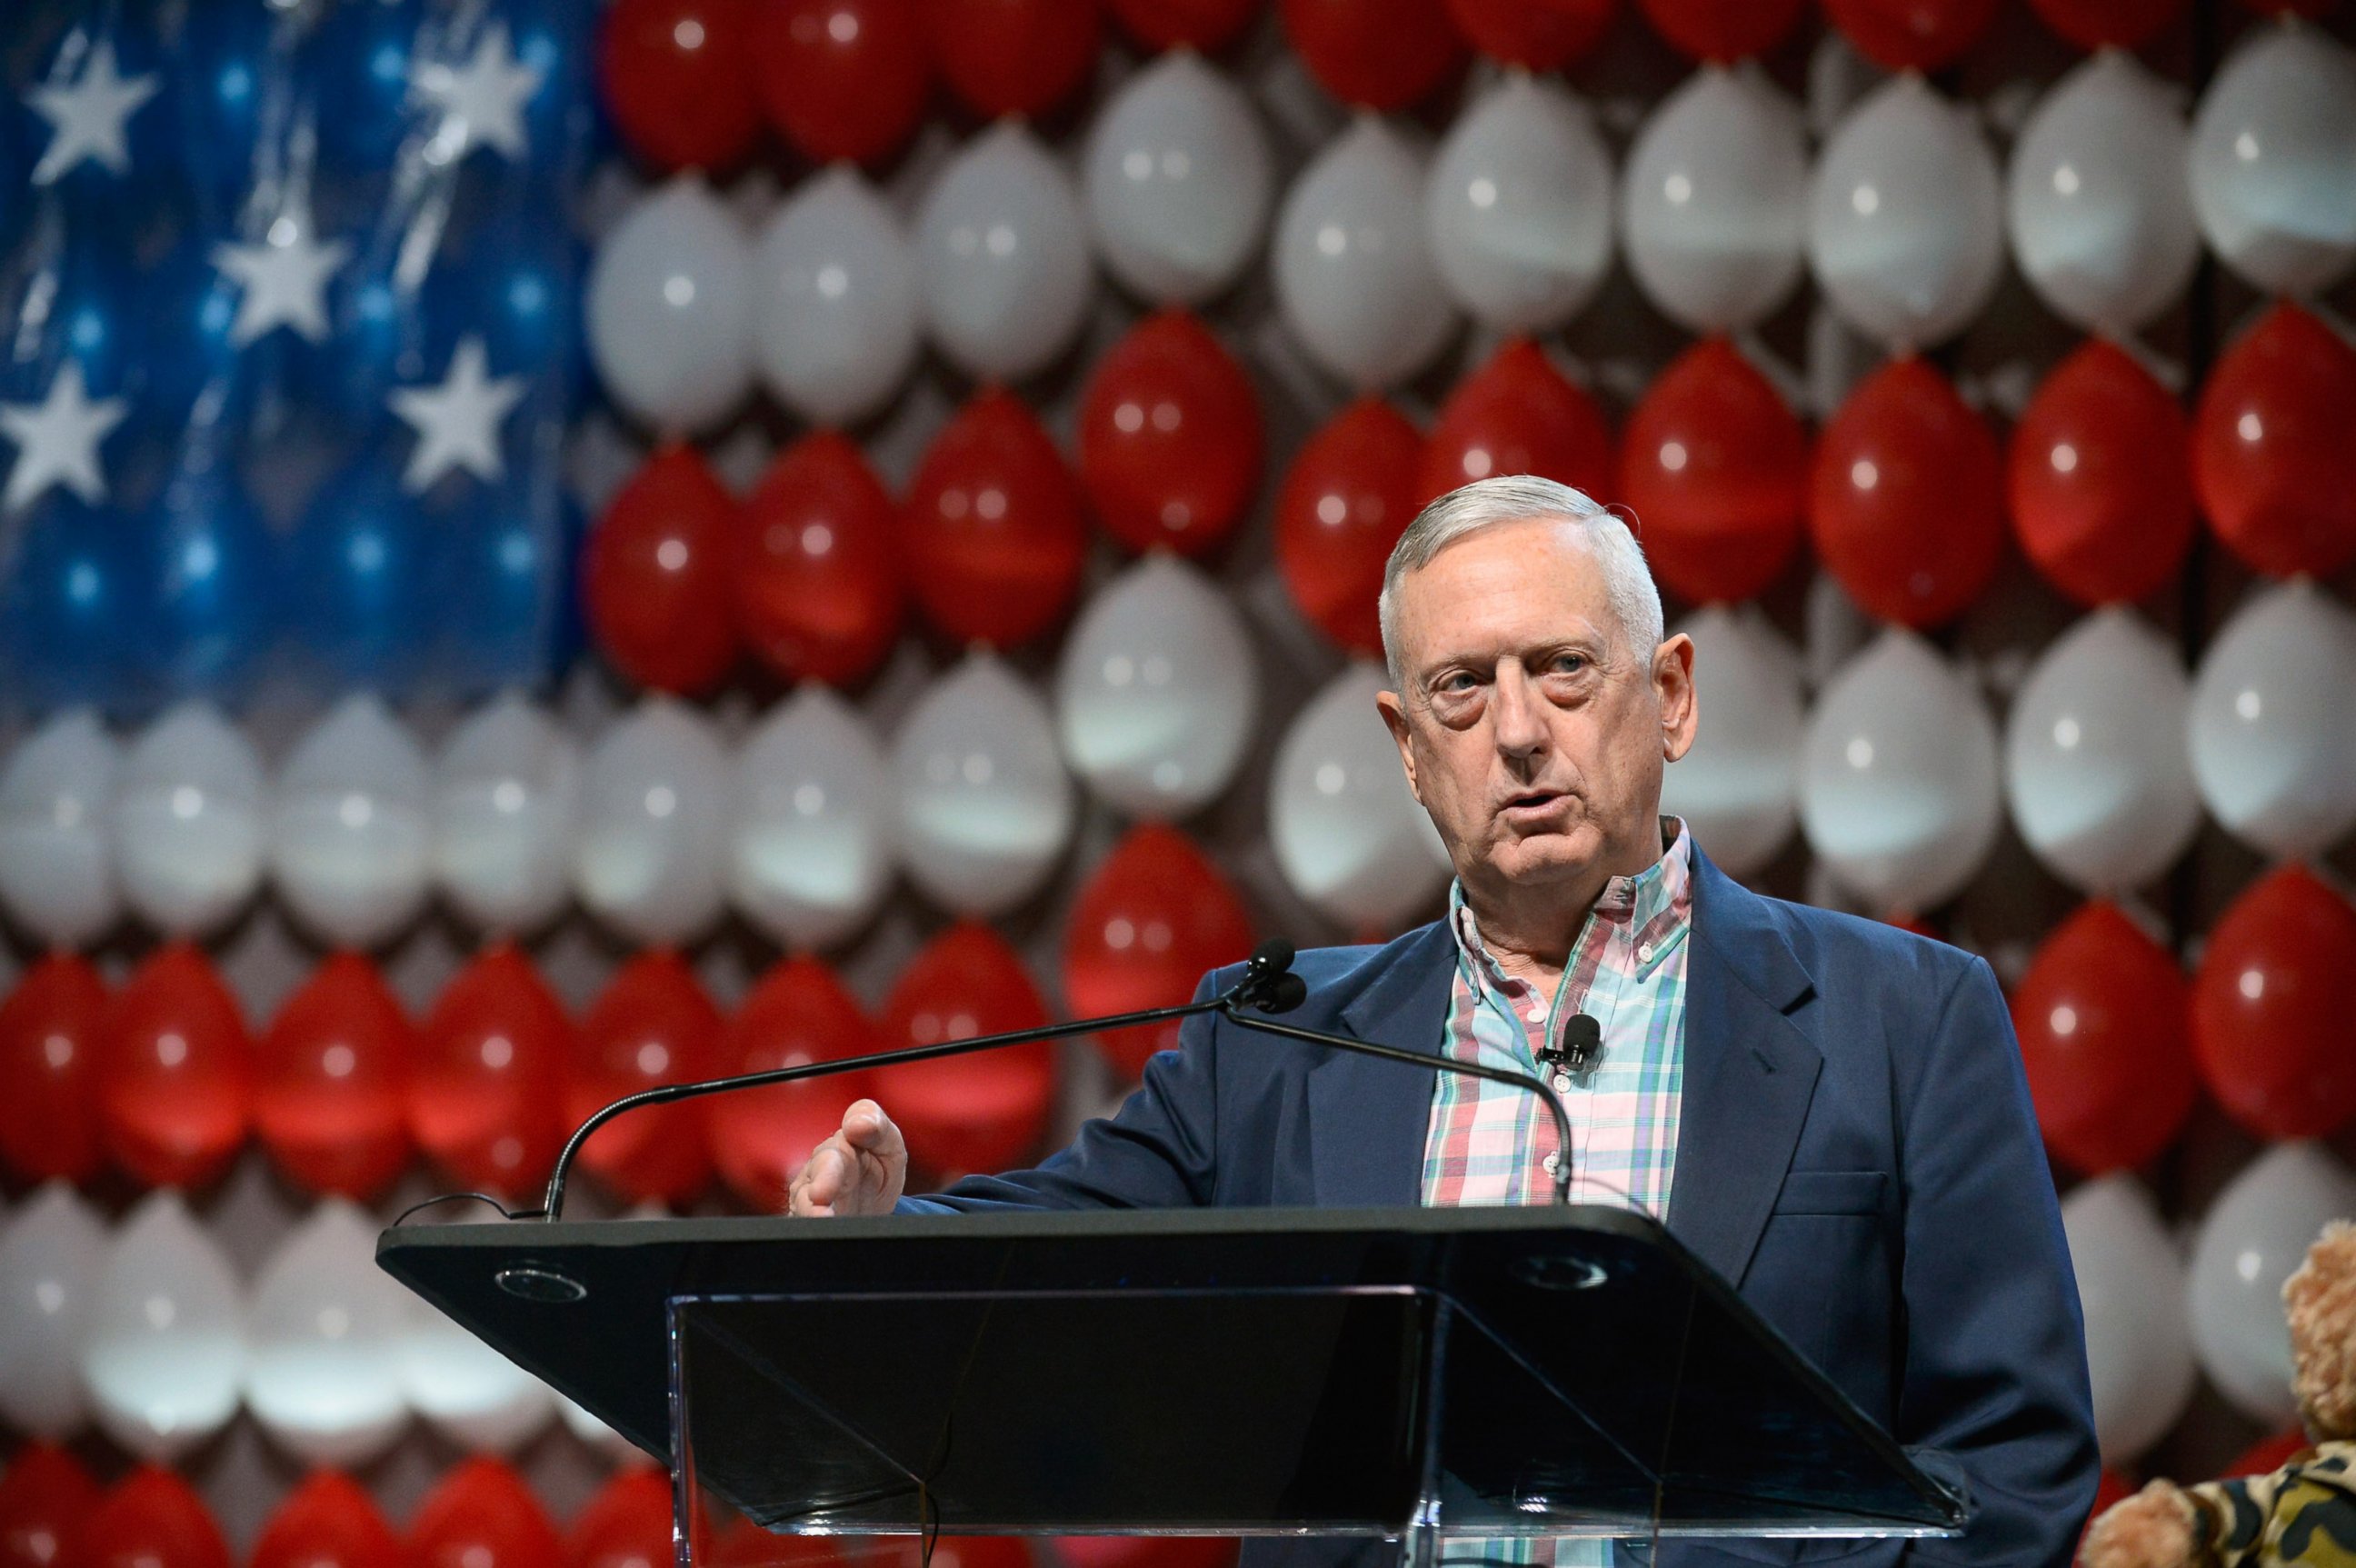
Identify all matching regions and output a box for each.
[1548,654,1585,674]
[1436,674,1477,694]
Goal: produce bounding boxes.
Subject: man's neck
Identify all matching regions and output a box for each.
[1460,821,1669,994]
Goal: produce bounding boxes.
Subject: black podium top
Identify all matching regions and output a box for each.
[378,1204,1963,1542]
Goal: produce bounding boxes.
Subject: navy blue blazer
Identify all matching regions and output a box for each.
[907,844,2099,1568]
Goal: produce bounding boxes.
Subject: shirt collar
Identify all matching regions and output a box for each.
[1447,817,1696,993]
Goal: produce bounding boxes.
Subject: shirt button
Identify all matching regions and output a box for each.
[1552,1073,1572,1094]
[1637,941,1654,963]
[1542,1153,1561,1175]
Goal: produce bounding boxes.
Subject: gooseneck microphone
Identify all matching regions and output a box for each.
[521,937,1575,1221]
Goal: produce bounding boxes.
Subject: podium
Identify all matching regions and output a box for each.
[378,1203,1964,1562]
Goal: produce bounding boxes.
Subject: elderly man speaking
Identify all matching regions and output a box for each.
[792,475,2099,1568]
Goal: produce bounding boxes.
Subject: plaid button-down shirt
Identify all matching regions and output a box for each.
[1420,822,1695,1566]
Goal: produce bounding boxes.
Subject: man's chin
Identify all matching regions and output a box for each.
[1483,830,1600,885]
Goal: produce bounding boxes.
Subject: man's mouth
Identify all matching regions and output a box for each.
[1500,790,1564,814]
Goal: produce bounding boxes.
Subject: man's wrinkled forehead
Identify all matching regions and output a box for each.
[1391,518,1623,668]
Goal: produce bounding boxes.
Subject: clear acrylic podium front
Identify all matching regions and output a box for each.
[378,1205,1965,1565]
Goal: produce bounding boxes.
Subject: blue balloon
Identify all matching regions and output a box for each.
[0,493,141,714]
[134,235,272,437]
[424,205,582,408]
[15,16,176,215]
[282,444,429,697]
[164,0,282,226]
[311,228,434,425]
[0,209,141,404]
[312,0,425,176]
[426,474,574,698]
[135,444,275,704]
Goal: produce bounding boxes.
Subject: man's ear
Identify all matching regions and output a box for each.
[1375,685,1423,806]
[1656,633,1698,764]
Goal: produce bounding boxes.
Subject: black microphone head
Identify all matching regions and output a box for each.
[1246,937,1296,977]
[1255,973,1310,1014]
[1564,1013,1602,1051]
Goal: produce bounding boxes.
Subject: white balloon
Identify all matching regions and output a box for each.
[1273,116,1458,393]
[112,702,267,937]
[2008,52,2201,335]
[1808,75,2004,353]
[2062,1174,2199,1463]
[585,175,754,434]
[574,698,733,946]
[0,1182,106,1436]
[1055,555,1258,821]
[1621,65,1809,335]
[434,696,580,936]
[2188,24,2356,297]
[753,166,921,426]
[82,1190,245,1461]
[1799,630,2002,913]
[243,1198,411,1465]
[1084,52,1273,306]
[1660,605,1802,879]
[1425,76,1612,334]
[2186,579,2356,860]
[916,122,1095,383]
[395,1234,556,1453]
[2187,1141,2356,1426]
[271,694,432,949]
[1270,662,1450,928]
[2004,608,2201,895]
[731,687,896,950]
[0,709,120,947]
[894,653,1075,918]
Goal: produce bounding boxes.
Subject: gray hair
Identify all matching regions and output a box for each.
[1376,475,1665,685]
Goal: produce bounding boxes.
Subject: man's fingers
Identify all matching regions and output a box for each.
[842,1099,899,1152]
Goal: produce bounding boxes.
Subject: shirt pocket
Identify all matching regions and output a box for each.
[1770,1168,1888,1217]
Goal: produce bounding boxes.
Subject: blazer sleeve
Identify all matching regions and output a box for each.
[1894,954,2101,1566]
[898,966,1228,1214]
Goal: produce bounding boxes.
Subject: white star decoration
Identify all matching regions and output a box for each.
[410,23,544,165]
[0,361,130,514]
[389,335,528,493]
[25,39,159,185]
[211,218,352,348]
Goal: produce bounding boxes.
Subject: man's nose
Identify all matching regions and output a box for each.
[1491,662,1548,759]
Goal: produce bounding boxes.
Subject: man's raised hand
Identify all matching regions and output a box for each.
[787,1099,908,1216]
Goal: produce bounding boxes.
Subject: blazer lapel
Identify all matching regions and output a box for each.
[1306,923,1458,1208]
[1665,845,1825,1288]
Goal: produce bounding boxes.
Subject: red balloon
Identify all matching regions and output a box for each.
[564,1470,674,1568]
[0,1442,100,1568]
[81,1470,230,1568]
[1280,0,1467,110]
[2193,301,2356,580]
[411,944,572,1198]
[409,1461,559,1568]
[1638,0,1804,59]
[2224,1426,2311,1477]
[2009,338,2194,608]
[885,1543,1030,1568]
[1619,336,1807,605]
[1063,826,1255,1080]
[251,1473,400,1568]
[1443,0,1612,67]
[1061,1544,1237,1568]
[903,390,1088,650]
[751,0,930,167]
[598,0,762,171]
[922,0,1098,121]
[876,922,1055,1178]
[99,941,250,1188]
[584,444,741,695]
[2010,902,2197,1176]
[0,953,106,1182]
[2027,0,2185,47]
[1079,311,1264,559]
[1106,0,1262,50]
[568,950,723,1205]
[1822,0,1998,69]
[711,955,879,1211]
[735,433,903,689]
[1809,356,2004,629]
[2191,864,2356,1142]
[255,954,414,1199]
[1420,338,1613,505]
[1275,398,1422,657]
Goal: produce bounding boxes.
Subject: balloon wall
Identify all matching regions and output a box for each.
[4,0,2356,1553]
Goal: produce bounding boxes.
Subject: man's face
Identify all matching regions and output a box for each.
[1376,517,1697,901]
